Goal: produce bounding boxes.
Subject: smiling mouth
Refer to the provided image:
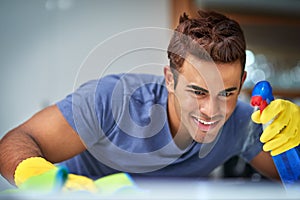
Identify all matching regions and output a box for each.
[192,116,220,132]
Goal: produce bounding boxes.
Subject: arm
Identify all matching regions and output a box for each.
[0,105,86,185]
[249,151,280,181]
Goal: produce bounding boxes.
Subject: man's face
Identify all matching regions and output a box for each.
[165,56,246,144]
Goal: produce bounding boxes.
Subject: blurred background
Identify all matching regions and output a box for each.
[0,0,299,192]
[180,0,300,103]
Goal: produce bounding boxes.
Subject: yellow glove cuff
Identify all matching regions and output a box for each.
[14,157,56,187]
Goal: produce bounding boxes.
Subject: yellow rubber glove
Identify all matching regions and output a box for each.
[14,157,97,193]
[251,99,300,156]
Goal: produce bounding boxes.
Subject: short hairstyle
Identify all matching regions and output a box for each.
[167,10,246,83]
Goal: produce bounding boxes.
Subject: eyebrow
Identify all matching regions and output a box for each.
[186,85,209,93]
[187,85,238,94]
[219,87,238,93]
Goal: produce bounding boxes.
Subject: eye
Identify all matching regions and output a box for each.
[218,91,233,97]
[188,89,207,98]
[186,85,209,98]
[193,90,206,96]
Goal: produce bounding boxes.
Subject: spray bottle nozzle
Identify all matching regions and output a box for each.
[250,81,274,113]
[250,96,268,113]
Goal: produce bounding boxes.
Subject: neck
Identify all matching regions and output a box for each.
[167,93,193,150]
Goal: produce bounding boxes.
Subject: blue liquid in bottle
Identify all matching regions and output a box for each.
[272,147,300,186]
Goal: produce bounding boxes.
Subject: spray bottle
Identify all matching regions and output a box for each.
[250,81,300,188]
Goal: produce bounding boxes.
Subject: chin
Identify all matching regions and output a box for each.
[193,128,221,144]
[189,115,225,144]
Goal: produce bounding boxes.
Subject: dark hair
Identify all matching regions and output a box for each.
[167,10,246,83]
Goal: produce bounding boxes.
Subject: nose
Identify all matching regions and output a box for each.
[199,97,221,118]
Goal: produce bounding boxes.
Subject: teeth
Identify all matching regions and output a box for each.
[196,118,216,125]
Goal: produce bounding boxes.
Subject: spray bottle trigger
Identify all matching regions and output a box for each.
[250,95,268,113]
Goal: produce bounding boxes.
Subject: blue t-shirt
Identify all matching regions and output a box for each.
[56,73,263,179]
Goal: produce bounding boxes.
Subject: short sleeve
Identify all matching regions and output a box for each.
[56,80,102,148]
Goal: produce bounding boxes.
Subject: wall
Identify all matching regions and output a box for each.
[0,0,170,190]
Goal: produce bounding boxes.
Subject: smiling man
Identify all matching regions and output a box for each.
[1,10,299,192]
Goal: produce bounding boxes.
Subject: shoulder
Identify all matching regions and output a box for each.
[94,73,168,132]
[95,73,166,102]
[97,73,165,89]
[97,73,164,84]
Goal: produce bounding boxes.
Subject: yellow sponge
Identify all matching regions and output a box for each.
[95,173,136,195]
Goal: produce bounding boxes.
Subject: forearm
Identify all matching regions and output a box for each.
[0,127,43,185]
[250,151,280,181]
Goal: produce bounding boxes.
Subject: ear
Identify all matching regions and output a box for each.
[164,66,175,93]
[241,71,247,85]
[239,71,247,93]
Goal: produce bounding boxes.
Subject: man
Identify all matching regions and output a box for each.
[0,10,299,191]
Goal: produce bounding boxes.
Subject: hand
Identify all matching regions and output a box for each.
[251,99,300,156]
[14,157,97,193]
